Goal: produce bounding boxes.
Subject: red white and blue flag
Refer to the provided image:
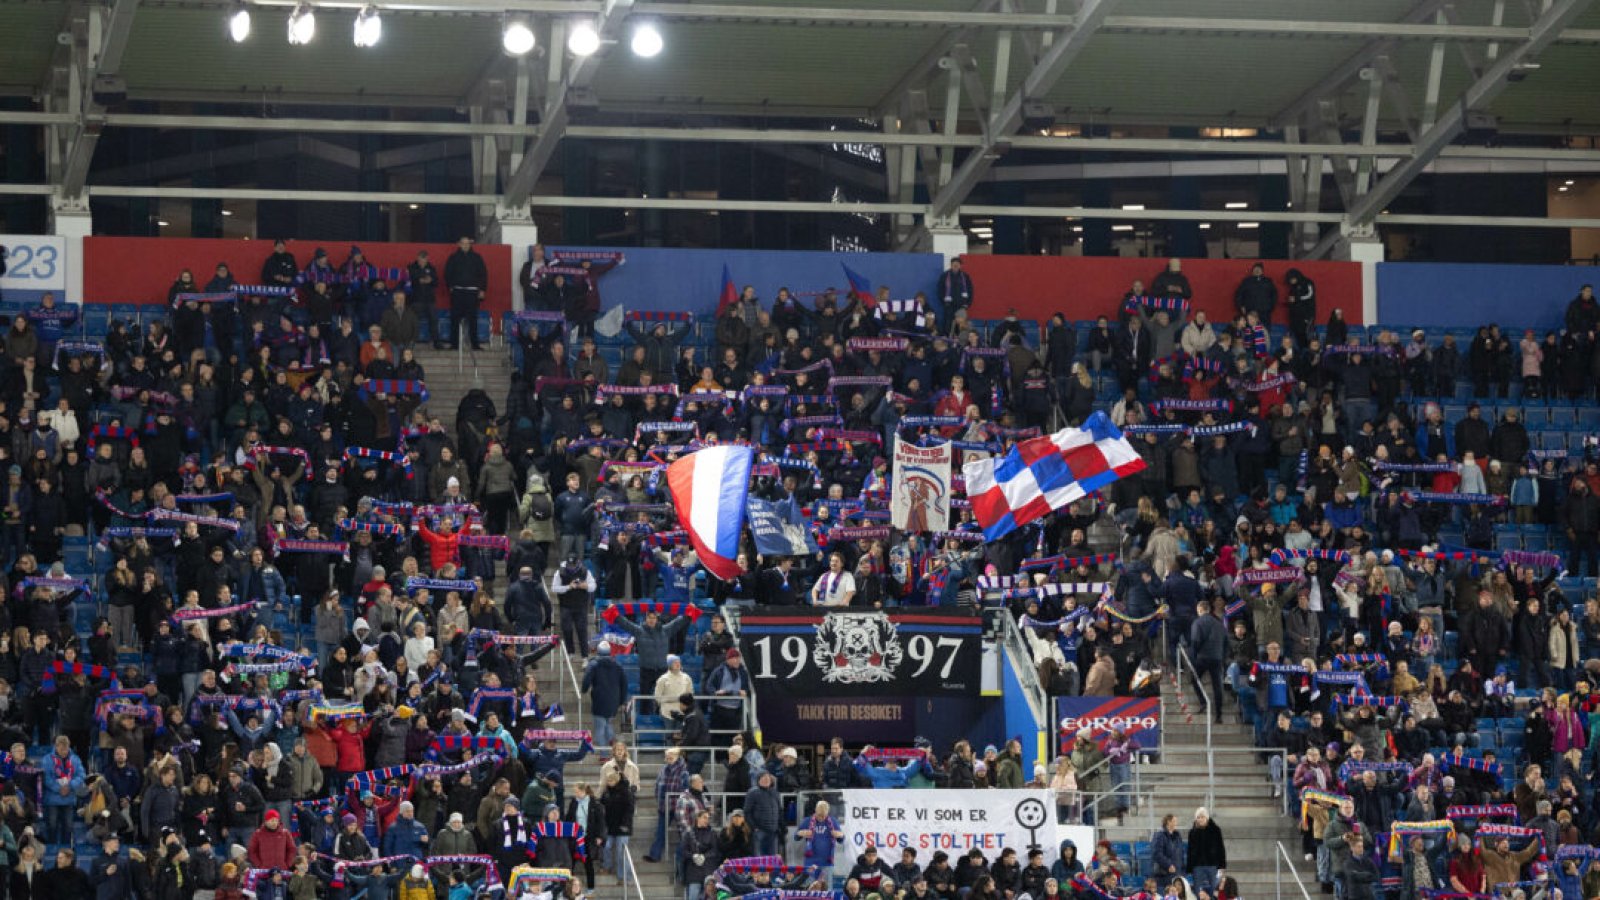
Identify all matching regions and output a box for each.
[963,411,1145,542]
[841,262,875,307]
[716,263,739,317]
[667,445,754,582]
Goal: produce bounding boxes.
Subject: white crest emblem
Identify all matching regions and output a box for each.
[814,613,904,684]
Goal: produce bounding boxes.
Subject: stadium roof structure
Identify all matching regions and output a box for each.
[3,0,1599,253]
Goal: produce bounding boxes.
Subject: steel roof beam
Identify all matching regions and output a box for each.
[1311,0,1597,257]
[59,0,141,199]
[501,0,633,211]
[923,0,1121,226]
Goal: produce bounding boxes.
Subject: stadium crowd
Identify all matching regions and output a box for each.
[0,240,1592,900]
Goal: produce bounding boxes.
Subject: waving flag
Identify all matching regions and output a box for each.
[963,411,1146,541]
[716,264,739,316]
[841,262,875,307]
[667,445,754,581]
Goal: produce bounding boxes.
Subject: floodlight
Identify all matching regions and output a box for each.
[502,17,535,55]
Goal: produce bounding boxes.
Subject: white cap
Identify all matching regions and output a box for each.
[447,476,459,488]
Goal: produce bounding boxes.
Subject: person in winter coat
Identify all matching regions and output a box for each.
[600,770,636,886]
[1185,807,1226,896]
[1285,268,1317,347]
[681,808,721,899]
[1235,263,1278,325]
[475,443,519,536]
[743,771,784,856]
[247,808,297,871]
[520,471,556,544]
[1150,814,1185,882]
[41,736,85,845]
[397,864,437,900]
[582,642,629,748]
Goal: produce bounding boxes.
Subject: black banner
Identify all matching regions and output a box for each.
[736,607,983,699]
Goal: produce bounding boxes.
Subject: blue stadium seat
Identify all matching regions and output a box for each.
[1522,407,1550,428]
[1577,408,1600,428]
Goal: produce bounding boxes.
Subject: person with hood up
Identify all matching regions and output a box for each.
[1285,268,1317,347]
[520,470,557,545]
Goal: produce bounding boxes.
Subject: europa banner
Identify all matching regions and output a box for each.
[891,437,951,532]
[834,789,1062,873]
[1055,696,1162,753]
[737,607,982,697]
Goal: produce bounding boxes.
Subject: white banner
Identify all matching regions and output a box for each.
[0,235,66,293]
[890,437,950,532]
[836,789,1058,871]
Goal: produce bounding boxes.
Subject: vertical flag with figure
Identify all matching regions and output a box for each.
[963,412,1146,541]
[666,445,755,581]
[841,262,875,307]
[716,264,739,316]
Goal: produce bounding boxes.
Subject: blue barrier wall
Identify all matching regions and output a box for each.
[1377,262,1596,332]
[1002,651,1043,776]
[545,246,944,314]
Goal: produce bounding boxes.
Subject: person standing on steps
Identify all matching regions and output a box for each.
[407,249,440,349]
[1185,807,1226,897]
[444,235,487,351]
[1189,600,1228,723]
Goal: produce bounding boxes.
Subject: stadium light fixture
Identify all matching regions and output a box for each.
[630,22,663,57]
[228,4,252,42]
[353,6,381,47]
[568,20,601,56]
[502,17,535,56]
[287,4,315,44]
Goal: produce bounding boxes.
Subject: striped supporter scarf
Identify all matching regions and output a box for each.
[339,519,407,540]
[149,507,242,531]
[780,416,843,435]
[344,447,415,480]
[1387,820,1456,859]
[86,424,140,453]
[601,602,703,624]
[1181,357,1226,381]
[427,734,510,760]
[221,643,317,668]
[828,375,893,392]
[1018,608,1093,631]
[624,310,690,322]
[1373,461,1457,473]
[1399,491,1507,506]
[359,379,428,401]
[1475,824,1547,861]
[464,688,517,722]
[174,291,238,304]
[860,748,926,762]
[310,703,368,723]
[1299,790,1349,827]
[20,576,90,594]
[458,534,510,554]
[325,855,416,888]
[1237,568,1303,584]
[1149,397,1232,414]
[899,415,965,430]
[1446,804,1518,822]
[827,526,890,544]
[415,753,504,782]
[406,577,478,594]
[977,574,1024,591]
[346,766,415,794]
[249,445,312,475]
[1002,583,1110,601]
[847,337,909,353]
[522,730,590,745]
[1191,421,1255,437]
[273,538,348,556]
[40,661,119,693]
[596,383,679,401]
[527,821,587,861]
[1269,548,1351,566]
[169,600,261,624]
[422,856,500,885]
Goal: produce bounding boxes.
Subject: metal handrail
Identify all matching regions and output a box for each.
[1275,840,1316,900]
[556,638,586,731]
[624,840,646,900]
[1174,644,1215,808]
[995,612,1050,725]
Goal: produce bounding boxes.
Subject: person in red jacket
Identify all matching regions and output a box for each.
[417,518,461,571]
[328,718,372,787]
[247,809,297,871]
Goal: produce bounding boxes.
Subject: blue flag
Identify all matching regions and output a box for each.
[746,495,819,558]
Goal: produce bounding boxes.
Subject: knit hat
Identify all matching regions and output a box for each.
[597,641,612,656]
[411,864,425,879]
[342,813,358,826]
[264,809,281,824]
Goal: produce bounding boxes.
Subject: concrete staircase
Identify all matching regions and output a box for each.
[1092,689,1314,897]
[407,341,510,435]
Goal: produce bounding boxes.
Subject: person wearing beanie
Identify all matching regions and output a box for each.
[582,637,629,747]
[431,810,478,857]
[333,811,374,894]
[382,798,430,861]
[703,647,752,734]
[247,807,297,872]
[398,863,436,900]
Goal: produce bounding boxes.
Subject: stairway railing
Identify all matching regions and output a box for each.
[1174,644,1214,809]
[1275,840,1317,900]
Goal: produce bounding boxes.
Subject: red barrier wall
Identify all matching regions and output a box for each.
[961,255,1365,325]
[83,237,514,313]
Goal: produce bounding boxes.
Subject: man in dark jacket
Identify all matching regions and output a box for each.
[1453,404,1492,462]
[407,249,439,348]
[443,236,488,350]
[1566,477,1600,577]
[581,641,629,747]
[744,771,784,856]
[1189,601,1227,723]
[936,257,974,332]
[505,566,551,634]
[1489,410,1530,466]
[1460,590,1509,678]
[89,836,132,900]
[1235,263,1278,325]
[43,847,93,899]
